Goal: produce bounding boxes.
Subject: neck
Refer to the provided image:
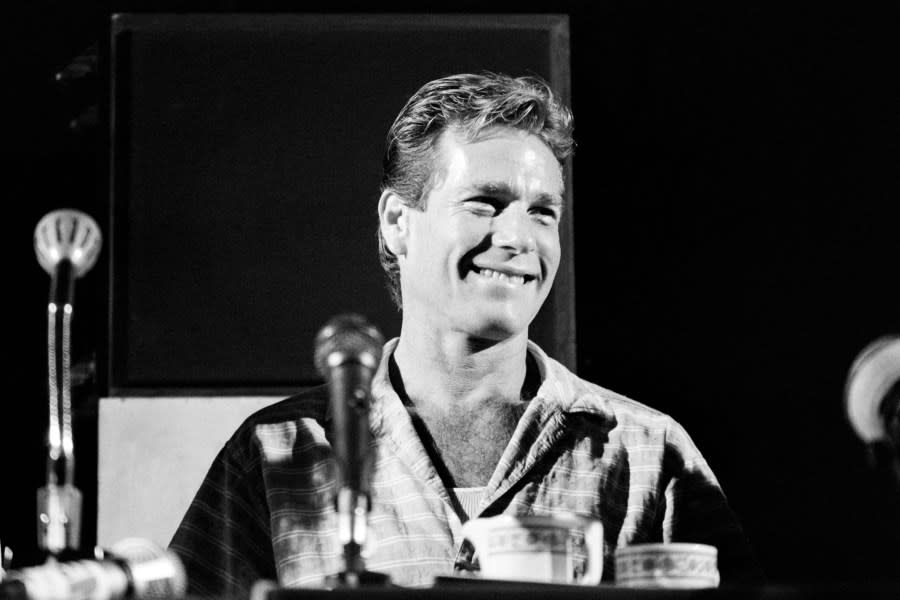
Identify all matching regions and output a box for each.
[393,325,530,414]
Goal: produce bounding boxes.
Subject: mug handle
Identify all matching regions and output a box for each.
[580,521,604,585]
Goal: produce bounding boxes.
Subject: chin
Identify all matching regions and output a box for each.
[462,309,531,342]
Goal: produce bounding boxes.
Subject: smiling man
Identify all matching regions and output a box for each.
[377,119,565,490]
[170,72,762,597]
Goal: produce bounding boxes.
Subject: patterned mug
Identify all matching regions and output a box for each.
[614,543,719,589]
[461,514,604,584]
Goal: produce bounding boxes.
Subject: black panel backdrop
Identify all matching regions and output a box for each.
[108,14,574,392]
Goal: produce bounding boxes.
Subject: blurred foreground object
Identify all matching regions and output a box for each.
[844,336,900,579]
[33,210,102,555]
[615,543,719,589]
[1,538,185,600]
[846,336,900,444]
[0,541,12,580]
[845,335,900,486]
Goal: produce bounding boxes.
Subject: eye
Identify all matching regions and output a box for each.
[465,196,502,215]
[530,206,560,224]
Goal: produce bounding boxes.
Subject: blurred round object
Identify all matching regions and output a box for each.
[614,543,719,589]
[846,336,900,445]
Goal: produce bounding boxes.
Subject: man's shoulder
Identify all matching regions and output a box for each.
[241,385,331,426]
[571,376,670,423]
[559,368,706,458]
[550,371,709,468]
[221,385,332,459]
[535,348,701,451]
[537,347,672,427]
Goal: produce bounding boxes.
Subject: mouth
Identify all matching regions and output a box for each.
[470,266,537,286]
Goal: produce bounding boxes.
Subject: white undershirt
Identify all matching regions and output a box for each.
[453,486,487,519]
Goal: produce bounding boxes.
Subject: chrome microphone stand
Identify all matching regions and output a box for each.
[33,209,102,557]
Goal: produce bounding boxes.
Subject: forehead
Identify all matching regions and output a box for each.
[430,127,564,198]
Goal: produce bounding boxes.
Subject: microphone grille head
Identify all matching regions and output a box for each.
[314,313,384,378]
[845,335,900,443]
[109,537,187,599]
[34,209,103,277]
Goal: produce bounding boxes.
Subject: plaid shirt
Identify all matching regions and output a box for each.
[170,340,761,597]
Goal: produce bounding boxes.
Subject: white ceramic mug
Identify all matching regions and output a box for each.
[461,513,604,585]
[614,543,719,589]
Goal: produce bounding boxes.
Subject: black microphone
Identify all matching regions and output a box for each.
[0,538,186,600]
[314,314,387,586]
[845,335,900,486]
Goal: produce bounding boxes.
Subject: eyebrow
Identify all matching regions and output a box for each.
[463,182,564,207]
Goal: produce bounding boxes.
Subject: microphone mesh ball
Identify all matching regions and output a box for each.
[34,209,103,278]
[314,313,384,377]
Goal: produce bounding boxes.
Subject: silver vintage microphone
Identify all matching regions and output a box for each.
[845,335,900,492]
[314,314,389,587]
[33,209,102,555]
[846,337,900,445]
[844,335,900,574]
[1,538,186,600]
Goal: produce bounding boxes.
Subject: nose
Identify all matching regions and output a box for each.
[491,204,537,254]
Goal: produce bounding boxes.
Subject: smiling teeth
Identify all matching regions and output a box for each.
[479,268,526,285]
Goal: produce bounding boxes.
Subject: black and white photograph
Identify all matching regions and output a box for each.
[3,2,898,599]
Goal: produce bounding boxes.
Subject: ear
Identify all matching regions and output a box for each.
[378,189,410,256]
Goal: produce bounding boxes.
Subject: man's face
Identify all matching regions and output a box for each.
[399,126,564,341]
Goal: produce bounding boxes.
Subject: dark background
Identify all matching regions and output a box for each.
[5,0,899,586]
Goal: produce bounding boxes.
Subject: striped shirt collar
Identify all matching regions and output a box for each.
[369,337,616,430]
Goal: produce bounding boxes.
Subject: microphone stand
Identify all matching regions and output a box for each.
[37,257,82,558]
[326,488,390,588]
[33,210,102,558]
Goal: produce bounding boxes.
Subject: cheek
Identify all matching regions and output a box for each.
[446,216,490,253]
[413,220,472,273]
[539,230,562,266]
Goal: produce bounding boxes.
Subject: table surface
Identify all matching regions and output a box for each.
[259,578,900,600]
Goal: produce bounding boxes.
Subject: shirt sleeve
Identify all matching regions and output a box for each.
[169,433,277,598]
[661,420,766,585]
